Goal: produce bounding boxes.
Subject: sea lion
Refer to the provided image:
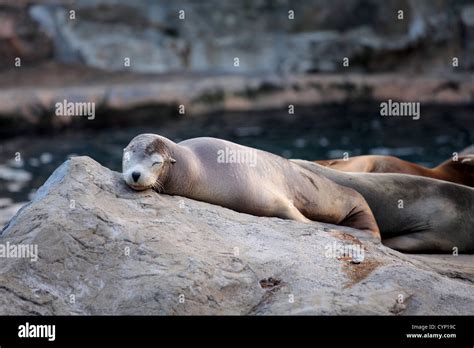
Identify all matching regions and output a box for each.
[122,134,380,238]
[291,159,474,253]
[315,154,474,187]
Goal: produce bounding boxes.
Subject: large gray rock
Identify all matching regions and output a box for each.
[0,156,473,315]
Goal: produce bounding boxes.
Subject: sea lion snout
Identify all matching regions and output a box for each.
[123,166,155,191]
[132,171,141,182]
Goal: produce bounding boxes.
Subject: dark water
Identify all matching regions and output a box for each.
[0,102,472,204]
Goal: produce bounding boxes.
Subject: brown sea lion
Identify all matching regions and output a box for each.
[315,154,474,187]
[122,134,380,238]
[292,159,474,253]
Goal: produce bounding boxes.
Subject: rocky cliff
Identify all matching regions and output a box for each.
[1,0,474,73]
[0,156,473,315]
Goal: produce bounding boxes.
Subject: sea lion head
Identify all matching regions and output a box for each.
[122,134,176,191]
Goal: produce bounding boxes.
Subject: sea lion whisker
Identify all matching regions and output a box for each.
[153,180,164,193]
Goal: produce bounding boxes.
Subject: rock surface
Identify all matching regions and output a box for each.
[0,67,473,135]
[0,198,26,228]
[0,0,52,68]
[0,156,473,315]
[24,0,474,73]
[1,0,474,73]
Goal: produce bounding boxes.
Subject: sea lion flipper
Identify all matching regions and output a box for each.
[337,187,381,241]
[293,160,381,239]
[280,205,312,223]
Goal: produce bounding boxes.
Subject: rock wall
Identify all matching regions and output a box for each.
[1,0,474,73]
[0,0,53,67]
[1,70,473,136]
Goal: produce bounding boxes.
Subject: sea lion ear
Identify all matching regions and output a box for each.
[170,157,177,164]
